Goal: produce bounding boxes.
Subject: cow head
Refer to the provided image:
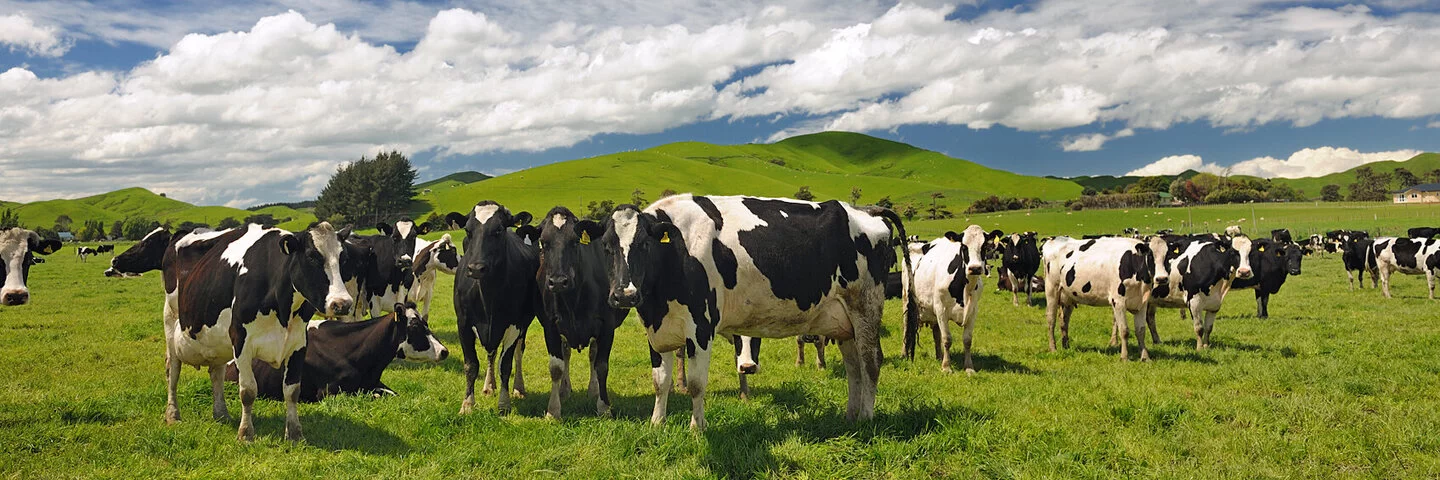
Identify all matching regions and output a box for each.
[1147,235,1179,284]
[284,222,354,318]
[1282,241,1303,275]
[948,225,992,276]
[539,207,605,294]
[603,205,680,309]
[393,302,448,362]
[414,234,460,277]
[106,227,172,277]
[388,218,431,264]
[1229,235,1254,279]
[0,228,63,306]
[371,223,414,271]
[1000,231,1038,262]
[446,201,532,282]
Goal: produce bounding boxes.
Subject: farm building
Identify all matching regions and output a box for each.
[1393,183,1440,204]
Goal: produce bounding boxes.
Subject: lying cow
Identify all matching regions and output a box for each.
[1,228,62,306]
[1372,236,1440,299]
[1146,235,1253,349]
[1231,238,1302,318]
[1042,236,1158,360]
[603,195,911,429]
[904,225,995,373]
[227,302,447,402]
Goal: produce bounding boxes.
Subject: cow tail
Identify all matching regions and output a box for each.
[863,206,917,361]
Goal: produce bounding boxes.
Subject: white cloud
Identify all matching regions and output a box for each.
[1429,121,1440,129]
[1060,128,1134,152]
[1125,155,1225,177]
[1125,147,1422,178]
[0,14,69,57]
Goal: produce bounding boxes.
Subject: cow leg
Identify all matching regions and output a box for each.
[841,296,882,422]
[1380,267,1393,299]
[685,340,711,431]
[935,309,954,373]
[674,355,688,395]
[496,326,522,415]
[1202,311,1217,349]
[737,370,749,402]
[961,302,979,374]
[544,323,568,420]
[281,345,305,443]
[208,366,230,422]
[584,346,595,399]
[459,326,480,415]
[1132,307,1150,361]
[482,349,497,396]
[1347,269,1356,291]
[1108,321,1119,347]
[512,335,527,398]
[1025,276,1034,306]
[1255,293,1265,319]
[163,347,182,424]
[1046,294,1059,351]
[795,337,806,366]
[1010,272,1019,306]
[1260,294,1270,319]
[649,347,675,425]
[1146,305,1160,344]
[1110,301,1130,360]
[1060,305,1074,349]
[234,353,258,443]
[1191,303,1206,350]
[592,331,614,418]
[815,338,827,369]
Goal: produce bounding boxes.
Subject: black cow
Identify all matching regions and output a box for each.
[227,302,448,402]
[1,228,63,306]
[446,201,541,415]
[998,231,1041,306]
[96,244,115,255]
[164,223,354,442]
[1231,238,1303,318]
[1338,231,1377,290]
[1270,229,1292,244]
[1408,227,1440,239]
[76,246,97,262]
[602,195,910,429]
[536,206,628,419]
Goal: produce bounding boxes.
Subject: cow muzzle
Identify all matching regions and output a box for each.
[103,267,121,277]
[738,362,758,375]
[466,262,487,279]
[608,285,639,308]
[326,298,354,317]
[546,275,573,293]
[967,265,985,276]
[1,290,29,306]
[1236,267,1253,279]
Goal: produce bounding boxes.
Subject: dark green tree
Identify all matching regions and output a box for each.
[109,220,123,239]
[630,188,648,208]
[1346,166,1392,201]
[122,217,159,240]
[79,220,107,241]
[584,200,617,221]
[53,215,73,232]
[850,186,862,204]
[217,217,242,229]
[0,209,19,229]
[315,150,418,226]
[1395,168,1420,189]
[794,186,814,201]
[874,196,894,209]
[1320,184,1342,202]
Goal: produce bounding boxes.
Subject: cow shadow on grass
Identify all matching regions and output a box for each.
[250,411,411,455]
[1073,344,1218,364]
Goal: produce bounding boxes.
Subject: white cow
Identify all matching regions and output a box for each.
[903,225,996,373]
[1042,236,1160,361]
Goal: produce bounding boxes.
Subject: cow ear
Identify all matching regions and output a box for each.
[445,212,468,230]
[944,231,961,242]
[988,229,1004,241]
[416,223,431,235]
[515,225,540,245]
[512,211,533,228]
[393,302,407,314]
[336,226,355,240]
[650,222,679,244]
[576,220,604,245]
[33,239,62,255]
[376,223,394,236]
[281,234,303,255]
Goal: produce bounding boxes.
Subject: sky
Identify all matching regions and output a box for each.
[3,1,1440,208]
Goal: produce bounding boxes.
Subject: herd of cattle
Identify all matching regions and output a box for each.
[2,195,1438,443]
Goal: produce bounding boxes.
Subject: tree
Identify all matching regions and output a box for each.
[1127,176,1170,194]
[1266,182,1301,202]
[925,192,953,220]
[0,209,19,229]
[1395,168,1420,189]
[110,220,124,240]
[244,213,277,228]
[874,196,894,209]
[630,188,648,208]
[1081,187,1098,196]
[1320,184,1342,202]
[794,186,814,201]
[900,202,918,221]
[423,213,447,232]
[1426,169,1440,184]
[1346,166,1392,201]
[79,220,107,241]
[660,189,678,198]
[584,200,617,221]
[218,217,242,229]
[176,221,210,232]
[122,217,159,241]
[53,215,73,232]
[314,150,419,226]
[850,186,862,204]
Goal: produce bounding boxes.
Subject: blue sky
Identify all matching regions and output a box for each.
[3,0,1440,206]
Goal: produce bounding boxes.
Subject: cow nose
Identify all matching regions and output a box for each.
[609,290,638,308]
[466,262,487,278]
[546,276,571,292]
[967,266,984,275]
[2,291,30,306]
[438,348,449,361]
[738,362,758,375]
[1237,267,1253,279]
[328,298,353,316]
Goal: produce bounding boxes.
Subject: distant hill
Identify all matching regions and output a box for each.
[417,171,490,190]
[1058,170,1202,192]
[1271,153,1440,199]
[5,188,316,232]
[419,131,1085,218]
[247,200,316,212]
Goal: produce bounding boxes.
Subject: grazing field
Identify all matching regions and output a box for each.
[4,205,1440,478]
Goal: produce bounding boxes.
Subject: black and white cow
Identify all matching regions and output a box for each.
[1270,229,1292,244]
[1042,236,1158,361]
[1408,227,1440,239]
[408,233,460,317]
[0,228,62,306]
[76,246,97,262]
[536,206,629,419]
[1371,236,1440,299]
[998,231,1041,306]
[1146,235,1253,349]
[96,244,115,255]
[446,202,541,415]
[227,302,447,402]
[344,223,414,318]
[1231,238,1303,318]
[1338,231,1378,290]
[602,195,910,429]
[1225,225,1243,237]
[166,222,354,442]
[903,225,996,373]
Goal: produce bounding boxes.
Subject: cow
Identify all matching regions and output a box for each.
[1123,227,1141,238]
[1231,238,1303,318]
[1042,236,1158,361]
[96,244,115,255]
[1303,234,1323,256]
[903,225,996,373]
[0,228,63,306]
[1225,225,1243,236]
[1155,229,1174,235]
[1371,236,1440,299]
[344,223,415,318]
[719,332,831,401]
[76,246,97,262]
[1408,227,1440,239]
[166,222,354,442]
[1270,229,1292,244]
[407,233,460,317]
[226,302,447,402]
[998,231,1041,306]
[1146,235,1254,349]
[446,201,541,415]
[602,195,911,429]
[1338,231,1378,290]
[535,206,629,419]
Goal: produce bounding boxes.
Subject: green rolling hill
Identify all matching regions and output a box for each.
[420,131,1084,217]
[4,188,317,233]
[1271,153,1440,199]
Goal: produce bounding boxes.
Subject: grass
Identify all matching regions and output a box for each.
[5,204,1440,478]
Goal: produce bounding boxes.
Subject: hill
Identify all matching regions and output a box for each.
[6,188,316,233]
[1272,153,1440,199]
[1060,170,1202,193]
[417,171,490,190]
[421,132,1084,218]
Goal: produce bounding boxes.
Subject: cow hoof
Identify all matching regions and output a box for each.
[213,412,231,423]
[817,362,827,370]
[481,386,494,396]
[512,389,526,399]
[597,403,611,418]
[164,408,181,425]
[545,411,560,421]
[459,399,474,415]
[285,426,303,443]
[941,366,953,374]
[690,418,707,432]
[237,426,255,443]
[964,368,976,376]
[498,401,511,415]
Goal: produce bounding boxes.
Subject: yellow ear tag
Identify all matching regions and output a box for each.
[1258,246,1265,252]
[1172,248,1179,254]
[660,232,671,244]
[580,231,591,245]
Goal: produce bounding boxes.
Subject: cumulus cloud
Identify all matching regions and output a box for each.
[0,14,69,56]
[1060,128,1134,152]
[1125,147,1422,178]
[4,2,1440,204]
